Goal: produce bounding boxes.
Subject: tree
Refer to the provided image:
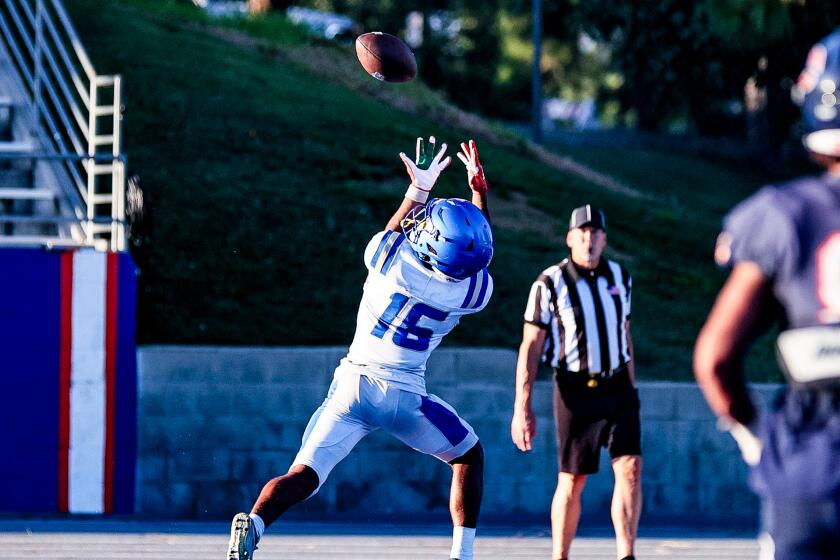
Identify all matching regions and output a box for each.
[578,0,840,135]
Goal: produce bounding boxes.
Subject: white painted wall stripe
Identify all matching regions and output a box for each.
[69,250,106,514]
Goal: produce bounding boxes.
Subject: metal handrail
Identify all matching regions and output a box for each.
[0,151,125,161]
[0,215,124,223]
[48,0,94,80]
[0,0,126,250]
[3,0,88,185]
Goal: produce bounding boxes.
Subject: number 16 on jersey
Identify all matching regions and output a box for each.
[372,293,449,351]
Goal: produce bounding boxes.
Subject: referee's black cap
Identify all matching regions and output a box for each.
[569,204,606,231]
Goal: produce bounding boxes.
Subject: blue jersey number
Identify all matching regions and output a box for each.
[372,293,449,351]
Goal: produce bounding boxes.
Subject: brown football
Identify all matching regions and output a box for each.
[355,32,417,83]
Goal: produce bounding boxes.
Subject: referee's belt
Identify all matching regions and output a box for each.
[556,364,628,388]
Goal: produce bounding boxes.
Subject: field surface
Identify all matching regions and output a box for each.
[0,518,760,559]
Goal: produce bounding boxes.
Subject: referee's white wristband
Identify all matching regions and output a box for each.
[406,183,431,203]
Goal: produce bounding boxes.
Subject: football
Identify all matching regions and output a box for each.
[355,32,417,83]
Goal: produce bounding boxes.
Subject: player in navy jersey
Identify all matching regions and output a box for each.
[694,27,840,559]
[227,137,494,560]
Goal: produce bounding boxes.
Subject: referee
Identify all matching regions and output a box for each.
[511,205,641,560]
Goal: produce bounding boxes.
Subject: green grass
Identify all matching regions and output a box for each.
[69,0,781,381]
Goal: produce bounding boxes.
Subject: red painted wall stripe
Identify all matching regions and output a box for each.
[57,251,73,513]
[103,252,119,514]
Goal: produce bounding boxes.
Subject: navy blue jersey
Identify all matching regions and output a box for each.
[718,173,840,328]
[720,173,840,501]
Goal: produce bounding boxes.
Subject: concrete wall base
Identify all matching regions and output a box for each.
[138,346,778,526]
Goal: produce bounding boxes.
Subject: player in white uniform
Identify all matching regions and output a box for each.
[227,137,494,560]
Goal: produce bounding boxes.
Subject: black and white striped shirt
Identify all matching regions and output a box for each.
[523,257,632,374]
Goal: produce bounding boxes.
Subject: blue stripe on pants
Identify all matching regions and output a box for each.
[420,396,468,446]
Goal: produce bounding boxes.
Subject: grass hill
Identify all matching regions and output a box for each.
[69,0,780,380]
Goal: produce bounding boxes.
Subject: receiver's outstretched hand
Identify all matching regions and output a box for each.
[457,139,488,194]
[400,136,451,203]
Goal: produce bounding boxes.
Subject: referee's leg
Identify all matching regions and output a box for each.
[551,472,587,560]
[611,454,642,559]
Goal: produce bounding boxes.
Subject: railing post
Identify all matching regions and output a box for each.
[115,159,125,250]
[112,75,124,251]
[86,79,96,246]
[33,0,44,123]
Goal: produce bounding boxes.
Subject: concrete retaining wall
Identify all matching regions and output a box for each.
[137,346,779,525]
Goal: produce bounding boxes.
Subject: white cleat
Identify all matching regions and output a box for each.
[227,512,257,560]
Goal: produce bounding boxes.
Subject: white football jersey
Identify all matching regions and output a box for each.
[338,230,493,394]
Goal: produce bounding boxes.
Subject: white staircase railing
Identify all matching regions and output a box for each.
[0,0,126,250]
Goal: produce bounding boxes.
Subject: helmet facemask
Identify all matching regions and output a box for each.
[401,204,438,267]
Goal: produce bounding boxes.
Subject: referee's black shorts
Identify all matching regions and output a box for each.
[553,367,641,474]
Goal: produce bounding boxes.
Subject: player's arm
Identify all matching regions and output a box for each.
[471,191,489,222]
[694,261,769,426]
[457,139,490,222]
[386,136,451,232]
[385,198,422,232]
[511,323,546,452]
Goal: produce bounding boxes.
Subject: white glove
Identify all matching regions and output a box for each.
[399,136,451,203]
[456,139,488,194]
[719,418,762,466]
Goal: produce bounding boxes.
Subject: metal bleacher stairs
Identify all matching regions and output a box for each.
[0,0,126,250]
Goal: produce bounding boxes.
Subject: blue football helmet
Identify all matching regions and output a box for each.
[792,27,840,155]
[401,198,494,280]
